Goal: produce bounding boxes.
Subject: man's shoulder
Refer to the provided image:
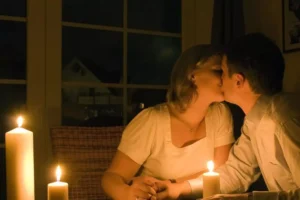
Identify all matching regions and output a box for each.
[269,92,300,122]
[271,92,300,111]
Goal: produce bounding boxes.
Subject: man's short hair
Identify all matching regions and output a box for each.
[225,33,285,95]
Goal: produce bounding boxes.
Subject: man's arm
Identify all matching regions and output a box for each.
[188,124,261,198]
[265,114,300,199]
[216,127,261,194]
[280,115,300,188]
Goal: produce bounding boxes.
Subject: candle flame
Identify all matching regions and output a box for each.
[17,116,23,128]
[56,165,61,182]
[207,160,214,172]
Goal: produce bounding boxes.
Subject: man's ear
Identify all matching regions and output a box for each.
[234,73,245,88]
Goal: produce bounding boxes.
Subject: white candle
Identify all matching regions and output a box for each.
[5,116,35,200]
[203,160,220,198]
[48,166,69,200]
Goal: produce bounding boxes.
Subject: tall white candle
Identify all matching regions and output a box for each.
[48,166,69,200]
[5,116,35,200]
[203,160,220,198]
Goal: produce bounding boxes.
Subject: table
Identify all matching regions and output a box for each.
[199,193,251,200]
[199,191,294,200]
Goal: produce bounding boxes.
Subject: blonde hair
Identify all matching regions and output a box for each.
[166,44,222,112]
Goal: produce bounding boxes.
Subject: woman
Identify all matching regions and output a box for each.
[101,45,235,200]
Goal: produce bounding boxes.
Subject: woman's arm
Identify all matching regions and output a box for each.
[154,144,233,200]
[214,144,232,168]
[175,171,206,183]
[174,144,232,183]
[101,150,156,200]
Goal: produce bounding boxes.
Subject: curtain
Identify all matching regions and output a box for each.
[211,0,245,45]
[210,0,268,192]
[211,0,246,140]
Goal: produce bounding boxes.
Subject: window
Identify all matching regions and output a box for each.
[0,1,27,198]
[0,0,198,198]
[61,0,182,126]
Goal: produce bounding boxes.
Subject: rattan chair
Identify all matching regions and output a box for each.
[50,126,124,200]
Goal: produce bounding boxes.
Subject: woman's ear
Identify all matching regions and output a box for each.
[191,74,195,80]
[189,73,195,82]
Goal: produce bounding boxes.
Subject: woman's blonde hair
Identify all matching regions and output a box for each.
[166,44,223,112]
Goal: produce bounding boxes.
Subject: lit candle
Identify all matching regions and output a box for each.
[48,166,69,200]
[5,116,35,200]
[203,160,220,198]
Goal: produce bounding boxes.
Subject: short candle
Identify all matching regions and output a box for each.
[47,166,68,200]
[203,160,220,198]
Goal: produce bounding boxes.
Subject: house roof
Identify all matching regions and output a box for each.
[63,57,122,96]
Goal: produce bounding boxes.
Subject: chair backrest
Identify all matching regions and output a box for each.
[50,126,124,200]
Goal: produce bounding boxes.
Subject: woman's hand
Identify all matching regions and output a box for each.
[125,176,159,200]
[154,180,185,200]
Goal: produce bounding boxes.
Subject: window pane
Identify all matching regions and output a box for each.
[62,87,123,126]
[62,0,123,27]
[0,0,26,17]
[0,85,26,143]
[0,21,26,80]
[128,34,181,85]
[62,27,123,83]
[127,89,166,122]
[128,0,181,33]
[0,148,6,200]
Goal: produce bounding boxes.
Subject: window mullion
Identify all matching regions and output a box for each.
[123,0,128,125]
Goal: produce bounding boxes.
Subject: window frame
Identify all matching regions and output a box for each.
[0,0,202,199]
[60,0,181,125]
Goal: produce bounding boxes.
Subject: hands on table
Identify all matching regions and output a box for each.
[128,176,183,200]
[128,176,252,200]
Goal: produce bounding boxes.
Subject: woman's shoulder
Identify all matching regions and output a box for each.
[208,102,231,116]
[137,103,168,120]
[152,103,169,115]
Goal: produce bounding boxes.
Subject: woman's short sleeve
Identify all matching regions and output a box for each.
[213,103,235,147]
[118,107,158,165]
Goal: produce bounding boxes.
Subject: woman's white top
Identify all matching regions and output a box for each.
[118,102,234,180]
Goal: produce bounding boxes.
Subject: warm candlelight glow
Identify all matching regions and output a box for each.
[56,166,62,182]
[17,116,23,128]
[207,160,214,172]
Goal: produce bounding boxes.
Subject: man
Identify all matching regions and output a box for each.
[155,33,300,199]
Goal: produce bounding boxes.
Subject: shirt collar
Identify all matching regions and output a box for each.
[245,95,272,125]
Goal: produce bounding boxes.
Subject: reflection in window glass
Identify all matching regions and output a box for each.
[62,27,123,84]
[0,0,26,17]
[62,87,123,126]
[0,21,26,80]
[128,0,181,33]
[128,33,181,85]
[127,89,167,122]
[62,0,123,27]
[0,85,26,143]
[0,148,6,200]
